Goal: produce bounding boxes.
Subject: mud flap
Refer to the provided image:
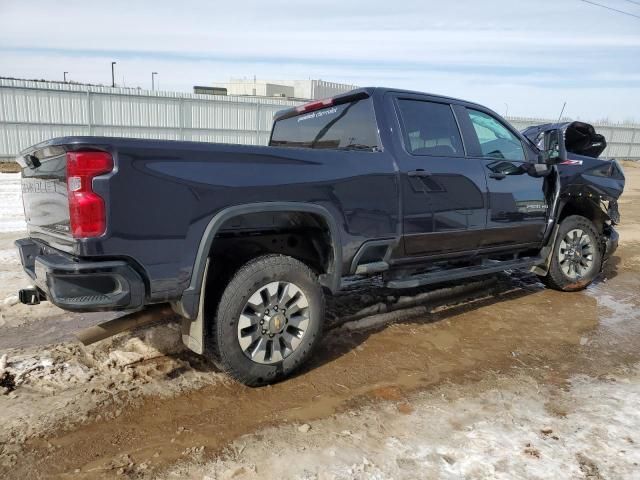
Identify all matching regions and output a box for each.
[601,226,619,264]
[180,258,209,355]
[530,225,560,277]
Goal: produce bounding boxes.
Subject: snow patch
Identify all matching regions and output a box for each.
[0,248,18,264]
[169,367,640,480]
[0,173,26,233]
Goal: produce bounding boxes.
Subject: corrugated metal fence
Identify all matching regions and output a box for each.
[0,78,301,162]
[1,78,639,161]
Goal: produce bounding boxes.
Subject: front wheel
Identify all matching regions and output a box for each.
[208,254,325,386]
[541,215,602,291]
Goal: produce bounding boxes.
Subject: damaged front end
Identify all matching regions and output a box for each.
[523,121,625,263]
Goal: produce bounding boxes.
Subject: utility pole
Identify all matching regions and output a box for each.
[63,72,68,83]
[152,72,158,91]
[111,61,116,88]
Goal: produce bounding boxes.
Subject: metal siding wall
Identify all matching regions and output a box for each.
[0,79,301,161]
[1,79,639,161]
[309,80,359,100]
[0,88,89,125]
[0,124,88,159]
[93,95,182,128]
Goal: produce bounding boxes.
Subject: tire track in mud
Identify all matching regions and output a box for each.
[5,253,640,479]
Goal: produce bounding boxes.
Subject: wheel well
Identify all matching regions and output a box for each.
[558,197,607,233]
[207,211,334,281]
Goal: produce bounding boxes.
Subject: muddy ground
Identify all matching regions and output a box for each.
[0,162,639,479]
[0,163,21,174]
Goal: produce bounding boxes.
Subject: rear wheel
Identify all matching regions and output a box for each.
[542,215,602,291]
[208,254,324,386]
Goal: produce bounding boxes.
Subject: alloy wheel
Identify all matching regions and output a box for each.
[558,228,595,280]
[237,281,310,364]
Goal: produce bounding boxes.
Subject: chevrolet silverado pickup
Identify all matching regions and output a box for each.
[15,87,625,385]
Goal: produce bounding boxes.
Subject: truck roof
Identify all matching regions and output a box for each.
[273,86,488,122]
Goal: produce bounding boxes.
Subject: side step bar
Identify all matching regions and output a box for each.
[385,256,542,289]
[355,261,389,275]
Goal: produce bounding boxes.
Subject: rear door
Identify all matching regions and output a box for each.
[389,94,488,257]
[456,106,547,249]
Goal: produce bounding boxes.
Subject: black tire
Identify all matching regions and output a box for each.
[208,254,325,386]
[541,215,602,292]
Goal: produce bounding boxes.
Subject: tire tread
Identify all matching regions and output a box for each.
[542,215,602,292]
[208,254,324,386]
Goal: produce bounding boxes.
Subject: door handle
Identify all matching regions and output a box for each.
[408,169,431,178]
[489,172,506,180]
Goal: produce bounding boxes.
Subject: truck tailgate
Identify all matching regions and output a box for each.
[19,146,73,251]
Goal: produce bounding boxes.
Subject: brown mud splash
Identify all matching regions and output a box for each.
[8,246,640,479]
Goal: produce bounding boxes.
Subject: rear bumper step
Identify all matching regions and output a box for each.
[15,238,146,312]
[385,256,542,289]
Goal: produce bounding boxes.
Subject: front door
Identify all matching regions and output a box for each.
[392,96,488,257]
[459,107,547,249]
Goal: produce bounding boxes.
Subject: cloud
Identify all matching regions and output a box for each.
[0,0,638,121]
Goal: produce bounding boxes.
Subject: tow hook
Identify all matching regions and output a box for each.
[18,287,41,305]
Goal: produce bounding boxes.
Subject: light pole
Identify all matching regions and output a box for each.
[504,103,509,118]
[152,72,158,91]
[63,72,68,83]
[111,62,116,88]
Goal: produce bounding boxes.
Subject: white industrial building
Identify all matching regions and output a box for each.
[217,79,359,100]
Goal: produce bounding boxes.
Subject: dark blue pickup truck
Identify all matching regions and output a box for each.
[15,87,625,385]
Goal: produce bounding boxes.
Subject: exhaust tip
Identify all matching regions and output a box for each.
[18,287,41,306]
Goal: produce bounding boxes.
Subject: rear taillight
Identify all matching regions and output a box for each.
[66,151,113,238]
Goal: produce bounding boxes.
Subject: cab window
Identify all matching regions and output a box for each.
[397,99,464,157]
[467,109,525,161]
[270,98,379,151]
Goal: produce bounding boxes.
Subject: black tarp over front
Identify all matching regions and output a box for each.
[522,121,607,158]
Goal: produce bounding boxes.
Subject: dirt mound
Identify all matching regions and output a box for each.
[0,321,226,467]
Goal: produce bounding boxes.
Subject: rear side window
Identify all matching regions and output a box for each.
[467,109,525,161]
[397,99,464,157]
[270,99,379,151]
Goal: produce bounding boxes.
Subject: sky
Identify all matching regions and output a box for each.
[0,0,639,122]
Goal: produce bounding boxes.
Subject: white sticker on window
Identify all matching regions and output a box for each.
[297,107,338,123]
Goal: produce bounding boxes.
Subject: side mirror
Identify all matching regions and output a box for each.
[536,129,567,165]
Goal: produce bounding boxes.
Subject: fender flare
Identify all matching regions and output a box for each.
[175,202,342,321]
